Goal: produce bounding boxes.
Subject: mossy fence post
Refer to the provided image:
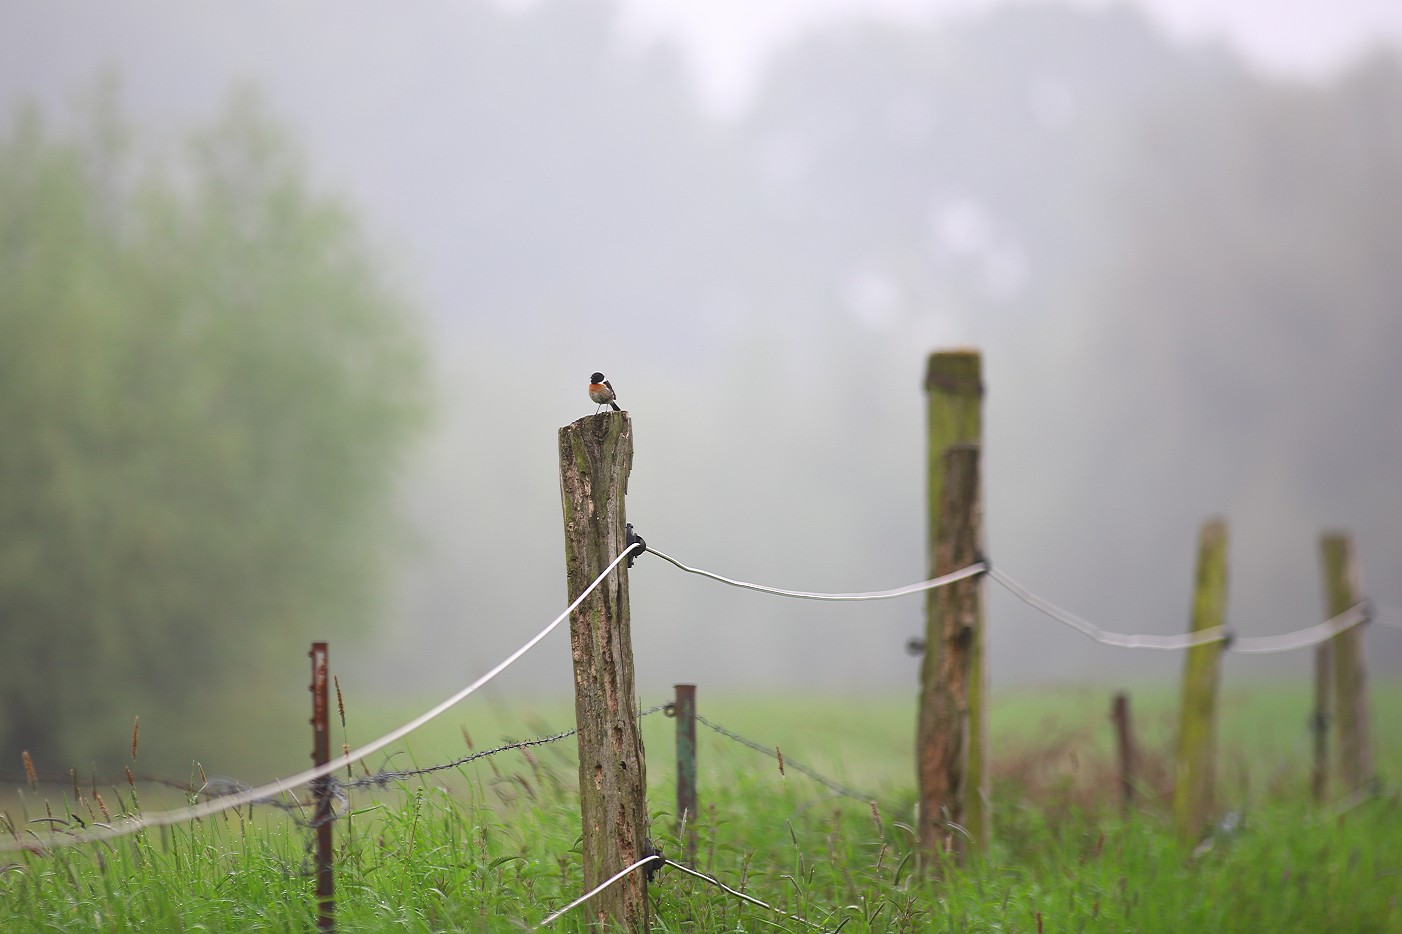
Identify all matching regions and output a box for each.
[1320,531,1373,796]
[1172,518,1228,846]
[558,411,650,932]
[917,454,986,869]
[918,350,987,866]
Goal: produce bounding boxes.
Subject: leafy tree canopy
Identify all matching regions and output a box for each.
[0,85,427,766]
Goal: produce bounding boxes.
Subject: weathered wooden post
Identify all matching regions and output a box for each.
[1172,518,1228,846]
[1320,532,1373,796]
[309,642,335,933]
[1111,692,1136,815]
[919,349,987,861]
[916,442,984,866]
[558,412,650,932]
[673,683,698,866]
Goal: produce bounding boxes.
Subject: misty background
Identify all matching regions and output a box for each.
[2,0,1399,769]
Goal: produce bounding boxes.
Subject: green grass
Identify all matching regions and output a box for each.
[2,684,1399,932]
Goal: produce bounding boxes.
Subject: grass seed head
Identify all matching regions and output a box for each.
[334,676,346,729]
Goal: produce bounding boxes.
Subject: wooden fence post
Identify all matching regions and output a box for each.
[921,350,987,858]
[1320,532,1373,796]
[916,442,984,866]
[559,412,650,932]
[1110,692,1136,816]
[309,642,335,933]
[1172,518,1228,846]
[673,684,698,867]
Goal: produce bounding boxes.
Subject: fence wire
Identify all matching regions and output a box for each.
[1229,602,1371,654]
[9,538,1391,854]
[987,567,1227,650]
[337,703,671,793]
[1374,603,1402,630]
[694,714,877,804]
[989,567,1371,654]
[646,546,986,601]
[1,542,644,853]
[648,548,1379,655]
[535,854,662,929]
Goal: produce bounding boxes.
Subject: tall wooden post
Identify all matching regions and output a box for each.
[558,412,649,932]
[916,443,984,865]
[920,349,987,860]
[309,642,334,933]
[673,684,698,866]
[1172,519,1228,846]
[1320,532,1372,796]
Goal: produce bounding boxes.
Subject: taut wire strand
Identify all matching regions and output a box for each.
[646,546,985,601]
[1229,602,1370,654]
[662,859,837,932]
[534,855,661,928]
[987,567,1227,650]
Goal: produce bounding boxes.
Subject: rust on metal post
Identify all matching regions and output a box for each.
[673,684,698,866]
[309,642,334,933]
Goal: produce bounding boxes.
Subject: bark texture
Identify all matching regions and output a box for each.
[558,412,649,931]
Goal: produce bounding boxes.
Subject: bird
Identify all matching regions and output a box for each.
[588,372,620,413]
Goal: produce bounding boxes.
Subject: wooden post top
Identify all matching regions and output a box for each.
[925,349,984,396]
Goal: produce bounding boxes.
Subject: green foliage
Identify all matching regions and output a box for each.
[2,687,1399,932]
[0,86,427,766]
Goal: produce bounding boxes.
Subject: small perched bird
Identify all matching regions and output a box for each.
[588,372,620,413]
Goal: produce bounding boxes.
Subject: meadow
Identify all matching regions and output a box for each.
[2,683,1398,932]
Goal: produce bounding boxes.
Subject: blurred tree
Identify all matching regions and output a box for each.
[0,86,427,766]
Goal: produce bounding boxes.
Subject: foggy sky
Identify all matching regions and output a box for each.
[2,0,1399,715]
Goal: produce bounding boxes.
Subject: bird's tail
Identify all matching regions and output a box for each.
[609,400,621,411]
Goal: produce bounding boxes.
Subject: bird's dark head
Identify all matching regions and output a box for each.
[589,372,606,383]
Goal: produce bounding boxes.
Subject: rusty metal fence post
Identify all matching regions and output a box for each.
[673,684,698,866]
[309,642,335,933]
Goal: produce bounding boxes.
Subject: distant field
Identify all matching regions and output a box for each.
[2,681,1398,931]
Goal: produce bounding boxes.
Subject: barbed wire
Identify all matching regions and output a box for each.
[645,546,986,601]
[11,538,1391,853]
[336,703,672,793]
[0,541,644,853]
[694,714,877,804]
